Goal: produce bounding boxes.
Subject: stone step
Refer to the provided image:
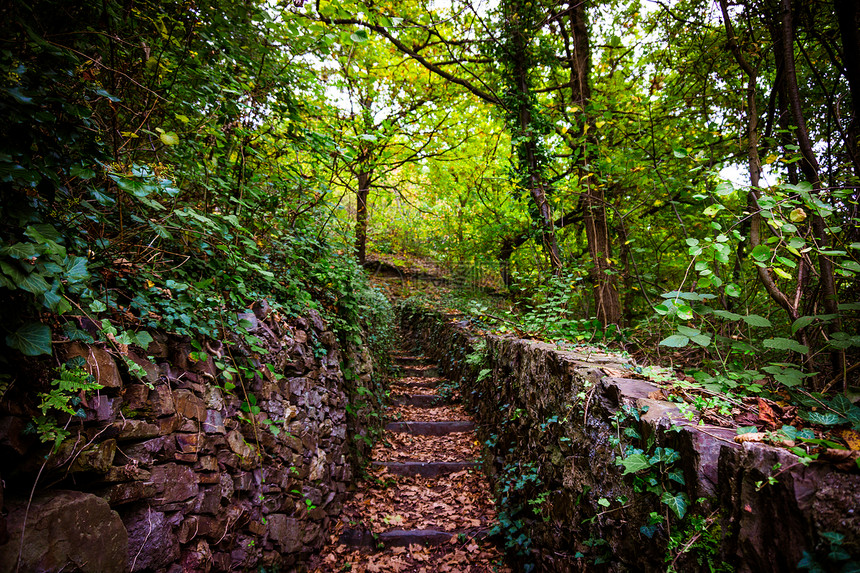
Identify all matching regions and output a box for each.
[394,378,440,389]
[384,421,475,435]
[371,461,479,477]
[393,355,429,365]
[391,394,444,407]
[339,528,489,548]
[399,366,440,378]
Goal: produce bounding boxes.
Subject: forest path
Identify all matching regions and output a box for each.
[311,347,509,572]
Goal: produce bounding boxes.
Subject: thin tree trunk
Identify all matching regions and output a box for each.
[355,170,370,265]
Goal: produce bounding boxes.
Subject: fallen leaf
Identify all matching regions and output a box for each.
[839,429,860,451]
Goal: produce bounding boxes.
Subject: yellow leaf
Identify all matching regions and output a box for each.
[790,208,807,223]
[840,429,860,450]
[773,267,793,280]
[159,131,179,146]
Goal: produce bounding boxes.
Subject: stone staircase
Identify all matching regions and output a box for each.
[313,349,508,571]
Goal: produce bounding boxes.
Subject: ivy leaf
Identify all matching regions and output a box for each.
[18,272,51,295]
[660,334,690,348]
[6,322,52,356]
[801,411,843,426]
[660,491,689,519]
[64,256,89,283]
[1,243,37,259]
[620,453,651,475]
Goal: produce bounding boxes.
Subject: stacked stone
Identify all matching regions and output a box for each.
[0,307,370,573]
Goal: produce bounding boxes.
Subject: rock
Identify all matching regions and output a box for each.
[104,464,151,482]
[60,439,117,474]
[266,514,303,553]
[111,419,160,441]
[150,463,199,504]
[174,389,205,421]
[193,486,222,515]
[203,386,225,411]
[149,384,176,417]
[226,430,259,469]
[84,394,121,423]
[123,506,179,572]
[203,409,226,434]
[59,342,123,389]
[0,490,127,573]
[237,312,258,332]
[0,416,32,455]
[126,349,160,385]
[99,481,158,506]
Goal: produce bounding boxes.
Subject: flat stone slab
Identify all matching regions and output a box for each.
[371,461,478,477]
[400,366,440,378]
[384,421,475,435]
[339,528,488,548]
[391,394,444,407]
[395,378,441,388]
[393,356,430,365]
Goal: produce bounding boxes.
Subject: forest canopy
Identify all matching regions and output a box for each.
[1,0,858,398]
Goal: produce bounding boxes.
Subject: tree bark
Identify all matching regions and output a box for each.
[355,170,370,264]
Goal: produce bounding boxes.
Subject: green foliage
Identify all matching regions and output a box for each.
[25,358,102,451]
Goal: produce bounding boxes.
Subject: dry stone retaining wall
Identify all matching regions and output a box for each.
[0,307,376,572]
[401,304,860,572]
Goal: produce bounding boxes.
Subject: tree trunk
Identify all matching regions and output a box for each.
[566,0,621,325]
[355,170,370,265]
[502,0,563,274]
[583,185,621,324]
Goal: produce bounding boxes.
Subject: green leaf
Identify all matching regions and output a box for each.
[660,491,689,519]
[742,314,772,327]
[714,310,742,321]
[690,333,712,347]
[6,322,52,356]
[660,334,690,348]
[715,181,734,196]
[763,337,809,354]
[64,256,89,283]
[676,325,700,337]
[801,411,843,426]
[829,395,854,416]
[792,316,816,334]
[751,244,771,262]
[159,131,179,146]
[1,243,37,259]
[703,204,724,217]
[133,331,154,349]
[725,283,741,298]
[18,272,51,295]
[620,453,651,475]
[676,304,693,320]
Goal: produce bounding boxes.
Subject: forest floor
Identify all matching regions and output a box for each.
[311,347,510,572]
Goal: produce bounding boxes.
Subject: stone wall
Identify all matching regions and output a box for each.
[401,305,860,572]
[0,306,376,573]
